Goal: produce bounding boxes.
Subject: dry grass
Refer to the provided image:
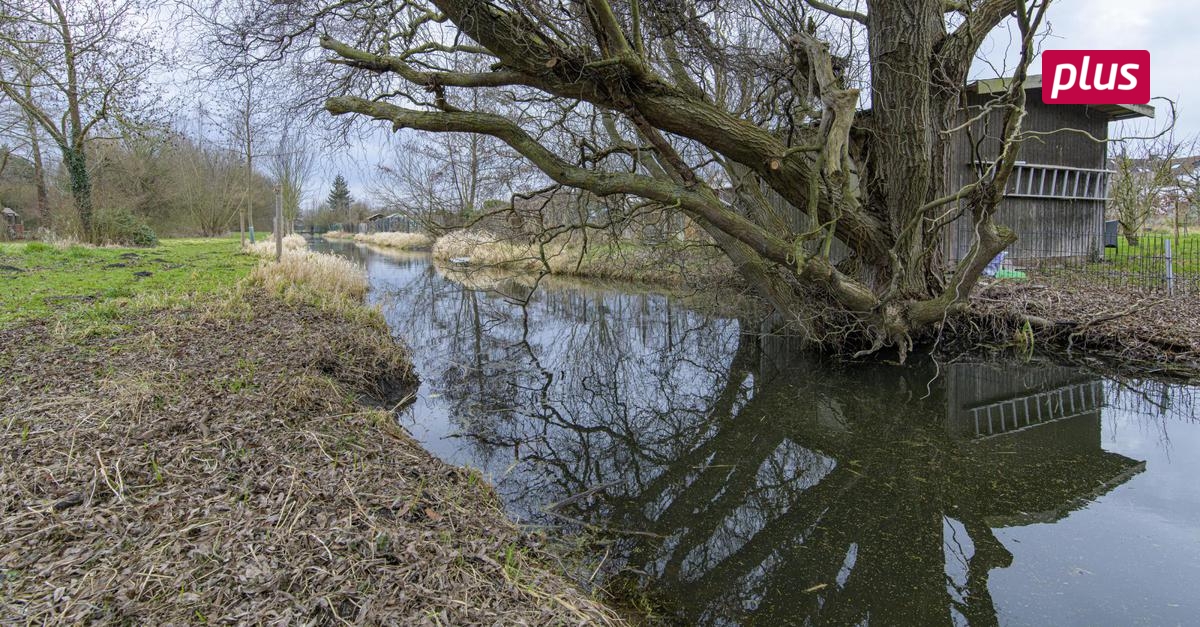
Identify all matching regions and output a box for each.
[248,250,369,304]
[0,249,627,625]
[353,231,433,250]
[432,230,544,270]
[243,234,307,258]
[322,230,354,240]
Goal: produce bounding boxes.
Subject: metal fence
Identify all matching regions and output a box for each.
[994,228,1200,297]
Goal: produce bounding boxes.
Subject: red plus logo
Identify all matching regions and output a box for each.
[1042,50,1150,105]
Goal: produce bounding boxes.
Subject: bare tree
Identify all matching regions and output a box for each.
[1109,133,1190,245]
[0,80,49,222]
[0,0,160,239]
[169,130,246,236]
[375,131,525,230]
[269,124,316,233]
[1176,157,1200,234]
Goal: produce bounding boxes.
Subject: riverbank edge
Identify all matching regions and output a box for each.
[418,230,1200,380]
[0,242,627,625]
[431,230,742,290]
[954,278,1200,381]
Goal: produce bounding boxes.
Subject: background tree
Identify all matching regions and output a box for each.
[0,90,49,224]
[1176,157,1200,234]
[269,125,316,233]
[0,0,161,240]
[1109,133,1190,244]
[327,173,353,225]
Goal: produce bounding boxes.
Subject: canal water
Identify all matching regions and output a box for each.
[315,240,1200,626]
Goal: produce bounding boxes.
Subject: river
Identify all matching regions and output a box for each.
[315,239,1200,626]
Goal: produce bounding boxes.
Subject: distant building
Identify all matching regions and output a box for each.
[2,207,22,240]
[942,74,1155,265]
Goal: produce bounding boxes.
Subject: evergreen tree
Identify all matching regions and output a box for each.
[326,174,352,221]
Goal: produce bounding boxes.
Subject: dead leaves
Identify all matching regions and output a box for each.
[0,295,622,626]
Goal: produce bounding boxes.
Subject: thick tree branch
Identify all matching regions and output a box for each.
[425,0,892,262]
[802,0,868,25]
[324,96,795,262]
[326,95,882,313]
[320,35,537,88]
[936,0,1019,82]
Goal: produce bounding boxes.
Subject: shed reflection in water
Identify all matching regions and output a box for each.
[315,239,1200,626]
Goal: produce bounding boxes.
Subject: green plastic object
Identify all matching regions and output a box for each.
[994,268,1027,279]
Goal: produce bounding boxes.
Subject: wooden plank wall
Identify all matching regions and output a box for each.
[942,91,1111,267]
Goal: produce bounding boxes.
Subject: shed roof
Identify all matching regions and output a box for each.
[968,74,1155,121]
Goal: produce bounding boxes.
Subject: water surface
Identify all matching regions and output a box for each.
[316,239,1200,626]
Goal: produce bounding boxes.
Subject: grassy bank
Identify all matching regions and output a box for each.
[0,239,623,624]
[432,229,738,288]
[0,238,256,326]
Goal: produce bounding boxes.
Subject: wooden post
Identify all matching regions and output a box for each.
[239,209,246,247]
[274,184,283,262]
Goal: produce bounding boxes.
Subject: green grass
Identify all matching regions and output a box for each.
[1099,232,1200,277]
[0,237,258,326]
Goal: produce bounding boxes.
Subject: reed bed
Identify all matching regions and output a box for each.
[243,233,307,258]
[432,229,738,288]
[352,231,433,250]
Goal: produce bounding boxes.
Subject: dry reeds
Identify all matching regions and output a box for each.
[431,230,545,270]
[432,229,739,288]
[248,250,369,303]
[243,233,307,258]
[353,231,433,250]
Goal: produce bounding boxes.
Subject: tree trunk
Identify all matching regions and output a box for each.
[867,0,943,298]
[23,112,49,226]
[63,147,94,239]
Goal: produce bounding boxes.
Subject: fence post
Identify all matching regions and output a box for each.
[1165,237,1175,297]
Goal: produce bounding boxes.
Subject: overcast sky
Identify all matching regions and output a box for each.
[982,0,1197,136]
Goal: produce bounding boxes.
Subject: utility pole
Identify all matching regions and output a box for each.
[274,183,283,262]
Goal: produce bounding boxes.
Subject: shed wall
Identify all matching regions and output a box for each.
[942,91,1111,266]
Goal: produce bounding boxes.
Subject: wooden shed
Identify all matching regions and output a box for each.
[942,75,1154,266]
[2,207,23,240]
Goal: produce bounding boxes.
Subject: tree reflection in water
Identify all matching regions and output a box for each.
[330,243,1191,626]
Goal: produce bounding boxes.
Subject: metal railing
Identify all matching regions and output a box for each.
[990,229,1200,297]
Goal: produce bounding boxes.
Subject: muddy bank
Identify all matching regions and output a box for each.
[0,274,622,623]
[962,277,1200,380]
